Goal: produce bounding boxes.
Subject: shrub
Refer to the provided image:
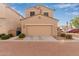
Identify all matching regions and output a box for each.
[1,35,10,40]
[0,34,6,37]
[18,33,25,38]
[66,34,72,39]
[8,34,13,37]
[60,33,66,37]
[0,34,2,37]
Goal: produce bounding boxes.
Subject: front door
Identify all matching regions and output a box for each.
[16,27,21,36]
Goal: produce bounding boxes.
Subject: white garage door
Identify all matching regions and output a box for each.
[26,25,52,36]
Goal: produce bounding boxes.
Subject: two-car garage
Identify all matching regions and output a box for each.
[26,25,52,36]
[21,15,57,37]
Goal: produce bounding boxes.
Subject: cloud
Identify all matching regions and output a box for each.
[74,8,78,10]
[56,3,79,8]
[66,11,79,16]
[71,12,79,16]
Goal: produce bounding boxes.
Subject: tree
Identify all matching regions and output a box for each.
[70,16,79,28]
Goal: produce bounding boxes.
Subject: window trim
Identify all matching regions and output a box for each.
[44,12,49,16]
[30,11,35,16]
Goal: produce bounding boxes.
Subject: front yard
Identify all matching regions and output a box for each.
[0,33,79,41]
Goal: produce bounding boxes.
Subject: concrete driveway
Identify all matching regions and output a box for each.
[23,36,57,41]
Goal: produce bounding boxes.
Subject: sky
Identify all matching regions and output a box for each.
[8,3,79,26]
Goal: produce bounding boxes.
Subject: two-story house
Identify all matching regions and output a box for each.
[21,5,58,37]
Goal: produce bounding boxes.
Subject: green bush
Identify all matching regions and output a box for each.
[1,35,10,40]
[60,33,66,37]
[66,35,72,39]
[18,33,25,38]
[8,34,13,37]
[0,34,6,37]
[0,34,2,37]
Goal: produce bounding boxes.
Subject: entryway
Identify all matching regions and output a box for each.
[16,27,21,36]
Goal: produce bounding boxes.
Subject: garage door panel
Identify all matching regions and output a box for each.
[27,25,52,36]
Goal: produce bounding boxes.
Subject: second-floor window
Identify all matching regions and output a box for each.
[44,12,49,16]
[30,11,35,16]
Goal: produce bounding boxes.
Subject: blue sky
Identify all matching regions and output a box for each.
[8,3,79,26]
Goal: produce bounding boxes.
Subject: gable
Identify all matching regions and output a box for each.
[6,7,23,19]
[25,5,54,18]
[26,5,53,12]
[0,3,23,19]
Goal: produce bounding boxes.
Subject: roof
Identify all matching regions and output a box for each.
[25,5,55,11]
[21,14,58,21]
[7,7,24,18]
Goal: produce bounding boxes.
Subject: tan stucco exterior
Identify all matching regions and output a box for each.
[0,4,23,36]
[21,6,58,36]
[25,6,53,18]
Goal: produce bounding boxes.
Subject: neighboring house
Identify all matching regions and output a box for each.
[62,22,73,32]
[21,5,58,37]
[0,4,23,36]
